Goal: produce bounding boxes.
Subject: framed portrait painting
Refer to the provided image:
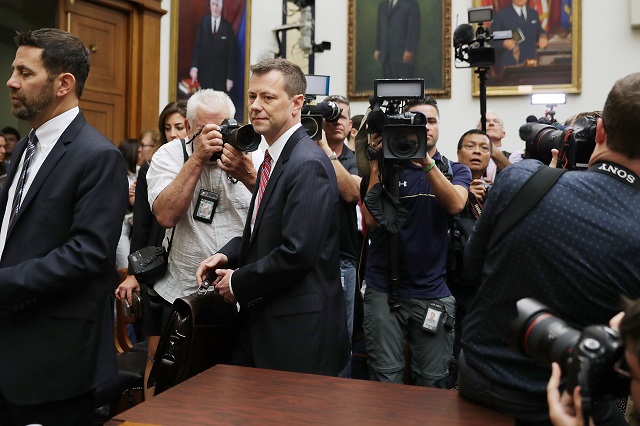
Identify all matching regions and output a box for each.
[471,0,581,96]
[169,0,251,123]
[347,0,452,100]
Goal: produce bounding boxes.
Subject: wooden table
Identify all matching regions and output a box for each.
[106,364,511,425]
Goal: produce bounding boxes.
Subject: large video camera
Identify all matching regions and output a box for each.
[519,115,597,170]
[365,78,427,160]
[509,298,628,413]
[453,6,512,69]
[211,118,261,162]
[301,74,342,140]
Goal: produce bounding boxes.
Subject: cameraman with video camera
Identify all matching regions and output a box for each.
[457,73,640,424]
[547,298,640,426]
[361,96,471,387]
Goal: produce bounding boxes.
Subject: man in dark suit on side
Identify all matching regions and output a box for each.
[374,0,420,79]
[197,58,349,376]
[0,28,128,424]
[190,0,237,93]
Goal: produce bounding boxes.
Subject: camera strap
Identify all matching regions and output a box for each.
[487,166,565,251]
[589,162,640,191]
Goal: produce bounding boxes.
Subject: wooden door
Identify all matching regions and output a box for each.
[58,0,165,145]
[64,1,129,144]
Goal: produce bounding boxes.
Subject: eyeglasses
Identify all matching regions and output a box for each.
[461,143,490,153]
[614,356,632,379]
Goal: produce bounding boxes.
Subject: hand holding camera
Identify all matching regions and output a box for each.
[192,123,224,165]
[469,179,490,202]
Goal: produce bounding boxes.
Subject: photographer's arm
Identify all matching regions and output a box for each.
[316,134,361,203]
[492,147,512,172]
[152,125,223,228]
[418,155,468,215]
[362,134,383,229]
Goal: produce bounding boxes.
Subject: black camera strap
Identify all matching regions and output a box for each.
[589,162,640,191]
[487,166,565,251]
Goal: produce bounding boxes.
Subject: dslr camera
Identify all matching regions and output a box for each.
[365,78,427,160]
[211,118,261,162]
[509,298,629,408]
[301,74,342,140]
[519,115,597,170]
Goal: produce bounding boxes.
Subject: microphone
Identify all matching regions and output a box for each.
[453,24,474,48]
[366,110,388,134]
[526,115,539,123]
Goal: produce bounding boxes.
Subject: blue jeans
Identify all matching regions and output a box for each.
[338,258,356,378]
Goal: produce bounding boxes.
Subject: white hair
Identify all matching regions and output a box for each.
[186,89,235,128]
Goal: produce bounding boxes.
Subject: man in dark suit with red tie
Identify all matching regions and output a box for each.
[190,0,238,93]
[197,58,349,376]
[0,28,128,423]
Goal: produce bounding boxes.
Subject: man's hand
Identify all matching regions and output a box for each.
[469,179,489,202]
[503,39,517,51]
[128,181,136,206]
[374,50,380,62]
[192,124,224,165]
[403,50,414,63]
[196,252,229,286]
[115,275,141,305]
[190,68,199,84]
[217,144,258,190]
[538,34,549,49]
[211,268,237,304]
[547,362,593,426]
[226,79,233,93]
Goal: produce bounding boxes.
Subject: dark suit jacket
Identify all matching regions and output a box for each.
[220,126,349,376]
[191,15,237,92]
[491,6,545,71]
[375,0,420,78]
[0,112,128,405]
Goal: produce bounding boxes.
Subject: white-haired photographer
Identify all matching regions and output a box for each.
[547,298,640,426]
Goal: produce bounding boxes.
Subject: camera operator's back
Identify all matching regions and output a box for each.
[457,72,640,425]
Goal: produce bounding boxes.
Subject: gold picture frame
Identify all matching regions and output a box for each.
[347,0,452,99]
[471,0,581,96]
[169,0,252,122]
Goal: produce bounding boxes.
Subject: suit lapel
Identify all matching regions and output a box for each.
[248,126,306,246]
[7,113,85,234]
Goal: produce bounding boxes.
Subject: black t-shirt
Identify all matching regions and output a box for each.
[337,145,359,262]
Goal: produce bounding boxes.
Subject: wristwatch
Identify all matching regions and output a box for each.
[329,151,338,161]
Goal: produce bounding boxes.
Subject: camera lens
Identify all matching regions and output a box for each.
[232,124,261,152]
[509,298,580,366]
[382,126,425,160]
[519,123,565,165]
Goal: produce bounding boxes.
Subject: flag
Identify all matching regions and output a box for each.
[560,0,572,28]
[531,0,550,31]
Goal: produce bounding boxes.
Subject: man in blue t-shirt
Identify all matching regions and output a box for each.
[361,96,471,387]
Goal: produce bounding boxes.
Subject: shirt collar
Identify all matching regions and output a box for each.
[33,106,80,152]
[264,123,301,166]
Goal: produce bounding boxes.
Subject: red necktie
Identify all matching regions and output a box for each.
[255,150,272,211]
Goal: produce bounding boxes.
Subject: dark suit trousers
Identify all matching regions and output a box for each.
[0,390,94,426]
